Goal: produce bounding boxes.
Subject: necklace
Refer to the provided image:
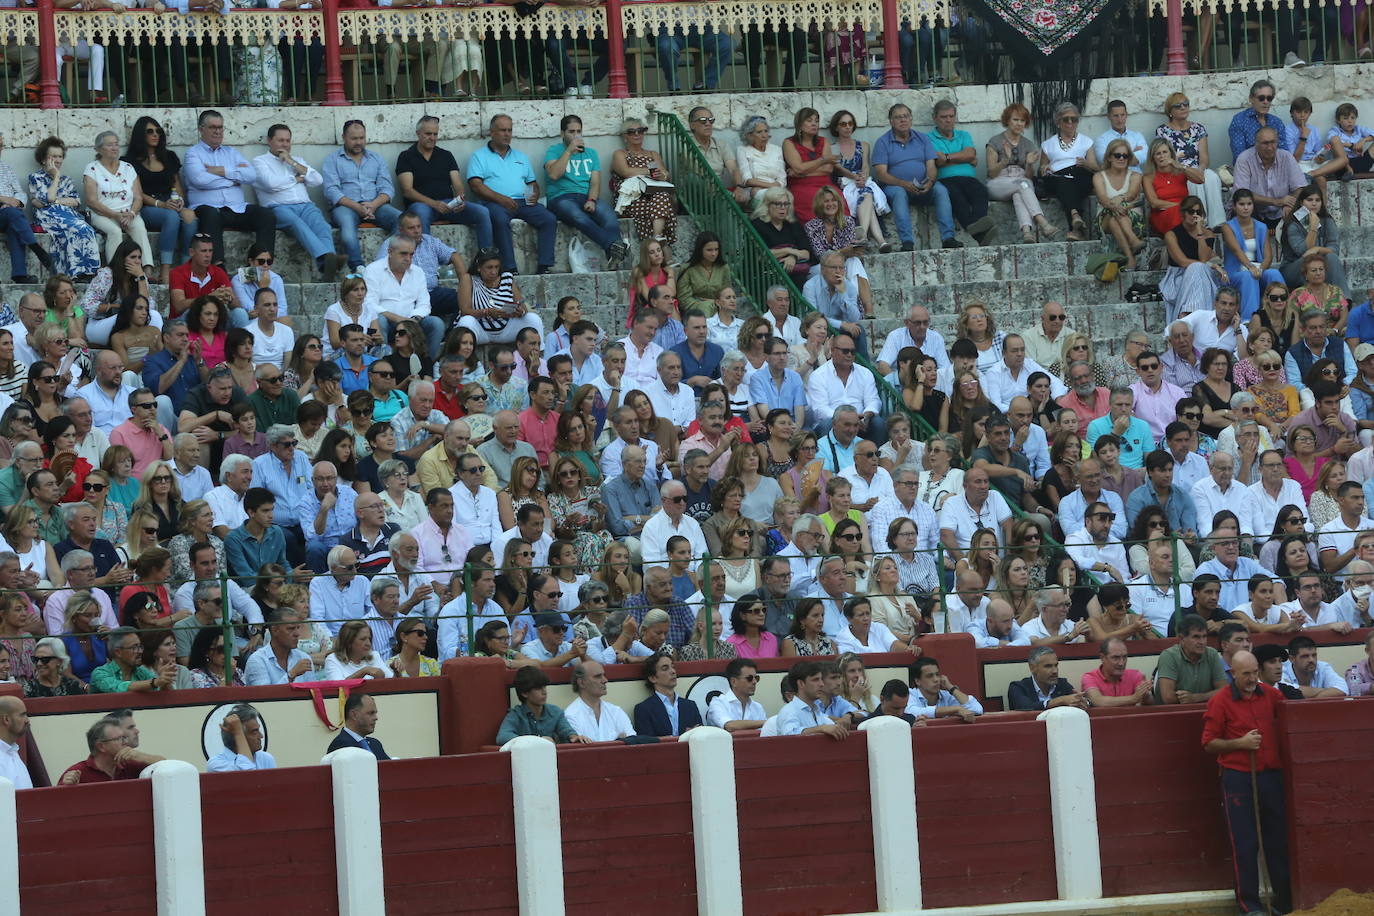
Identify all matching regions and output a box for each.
[1058,134,1077,152]
[721,558,753,583]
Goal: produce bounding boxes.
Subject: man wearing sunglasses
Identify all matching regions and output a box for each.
[641,478,706,570]
[707,658,768,732]
[1065,500,1129,585]
[519,611,587,668]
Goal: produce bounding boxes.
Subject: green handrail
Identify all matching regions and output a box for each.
[652,109,1100,587]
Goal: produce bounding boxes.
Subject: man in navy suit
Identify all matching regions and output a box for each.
[326,693,390,760]
[632,651,703,737]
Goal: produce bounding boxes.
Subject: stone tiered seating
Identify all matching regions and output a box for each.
[6,180,1374,364]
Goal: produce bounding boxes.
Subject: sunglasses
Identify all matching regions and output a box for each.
[1260,363,1282,371]
[142,526,158,534]
[151,475,172,482]
[1110,152,1129,159]
[1180,412,1201,420]
[1061,116,1079,123]
[275,440,298,447]
[82,482,106,492]
[260,375,282,384]
[1091,512,1117,521]
[624,127,648,135]
[37,375,57,383]
[837,532,861,541]
[467,392,489,401]
[253,258,274,266]
[739,673,760,682]
[1255,94,1274,102]
[666,494,686,503]
[33,655,57,665]
[131,401,155,410]
[692,117,716,124]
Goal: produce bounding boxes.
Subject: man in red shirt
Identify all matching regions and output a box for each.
[1201,650,1292,916]
[518,376,560,468]
[168,234,236,321]
[434,354,466,420]
[59,716,164,785]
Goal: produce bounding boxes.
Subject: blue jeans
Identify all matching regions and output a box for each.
[407,199,494,248]
[547,193,622,253]
[429,285,459,323]
[1227,266,1286,321]
[0,205,35,278]
[274,201,334,261]
[881,181,954,243]
[331,203,402,268]
[379,313,446,361]
[139,205,197,266]
[655,28,734,90]
[481,200,557,272]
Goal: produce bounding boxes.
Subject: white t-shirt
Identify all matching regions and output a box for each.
[248,320,295,370]
[322,302,381,361]
[1041,133,1095,173]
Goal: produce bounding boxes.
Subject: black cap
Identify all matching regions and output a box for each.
[534,612,565,630]
[1254,644,1288,664]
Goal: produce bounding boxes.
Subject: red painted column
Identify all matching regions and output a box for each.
[36,0,63,109]
[880,0,908,89]
[321,0,347,105]
[1165,0,1188,75]
[605,0,629,99]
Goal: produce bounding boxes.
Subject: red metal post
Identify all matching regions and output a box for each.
[880,0,908,89]
[321,0,348,105]
[36,0,63,109]
[1165,0,1188,75]
[605,0,629,99]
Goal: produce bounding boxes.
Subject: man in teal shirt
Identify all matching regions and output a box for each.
[927,100,994,245]
[0,443,42,509]
[543,115,629,270]
[225,487,290,588]
[1085,388,1156,469]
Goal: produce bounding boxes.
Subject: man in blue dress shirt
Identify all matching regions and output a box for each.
[182,110,276,268]
[322,120,402,271]
[251,425,313,566]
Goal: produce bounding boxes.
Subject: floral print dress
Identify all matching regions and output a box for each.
[548,485,614,572]
[29,170,99,277]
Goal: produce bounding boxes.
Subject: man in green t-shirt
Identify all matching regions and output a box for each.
[1156,613,1228,704]
[542,115,629,270]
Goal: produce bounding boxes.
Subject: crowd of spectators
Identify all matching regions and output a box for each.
[0,82,1368,765]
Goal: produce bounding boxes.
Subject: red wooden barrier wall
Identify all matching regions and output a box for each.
[735,732,877,915]
[378,754,519,914]
[560,741,697,916]
[18,780,157,914]
[1280,699,1374,909]
[914,719,1058,908]
[201,767,338,915]
[1092,708,1233,897]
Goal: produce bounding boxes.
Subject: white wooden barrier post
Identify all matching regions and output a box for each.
[323,747,385,916]
[141,759,206,916]
[858,715,922,912]
[0,777,19,916]
[501,736,565,916]
[684,727,743,916]
[1038,707,1103,901]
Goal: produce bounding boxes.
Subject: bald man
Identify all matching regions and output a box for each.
[0,696,32,789]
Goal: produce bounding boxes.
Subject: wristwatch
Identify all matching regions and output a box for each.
[158,434,169,442]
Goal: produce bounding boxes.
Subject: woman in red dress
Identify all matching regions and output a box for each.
[1144,138,1203,236]
[783,107,841,223]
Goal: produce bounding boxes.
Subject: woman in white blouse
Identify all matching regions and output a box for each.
[321,620,392,680]
[917,434,964,511]
[82,130,152,264]
[736,116,786,200]
[1039,102,1099,241]
[378,458,427,532]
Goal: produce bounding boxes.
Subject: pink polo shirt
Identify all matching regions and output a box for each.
[518,407,560,468]
[1129,379,1188,439]
[1081,666,1145,697]
[109,420,172,476]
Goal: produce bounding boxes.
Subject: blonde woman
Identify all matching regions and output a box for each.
[1047,332,1109,389]
[955,302,1004,374]
[118,508,162,566]
[726,442,783,524]
[780,431,830,514]
[1,505,61,587]
[167,499,224,591]
[322,620,391,680]
[131,459,183,542]
[837,652,879,713]
[279,583,332,669]
[868,554,927,642]
[82,468,127,545]
[1093,137,1145,268]
[787,311,831,382]
[498,456,550,533]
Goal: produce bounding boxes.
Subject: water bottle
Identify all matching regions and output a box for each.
[457,627,469,658]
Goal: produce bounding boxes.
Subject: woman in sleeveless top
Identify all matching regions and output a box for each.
[1144,138,1200,236]
[1161,195,1225,323]
[783,107,840,223]
[1094,138,1145,268]
[829,109,889,249]
[1221,188,1287,321]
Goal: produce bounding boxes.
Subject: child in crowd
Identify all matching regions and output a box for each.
[1286,98,1347,183]
[666,535,699,601]
[224,402,267,459]
[1329,102,1374,175]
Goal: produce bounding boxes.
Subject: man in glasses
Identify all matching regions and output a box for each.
[1286,379,1359,460]
[1190,451,1261,541]
[683,107,745,201]
[707,658,768,732]
[1082,633,1153,707]
[519,611,587,668]
[43,548,117,634]
[1216,394,1277,472]
[1,292,45,365]
[479,345,530,415]
[449,453,502,549]
[1286,310,1354,391]
[1128,350,1187,441]
[0,442,40,510]
[59,712,165,785]
[640,478,706,570]
[417,418,494,495]
[806,332,881,441]
[308,545,374,636]
[874,103,952,252]
[247,362,301,437]
[300,460,357,574]
[1064,500,1128,584]
[1233,126,1306,226]
[250,424,314,562]
[839,439,894,513]
[1018,301,1074,370]
[1183,286,1252,358]
[184,110,276,271]
[374,531,440,622]
[110,386,174,477]
[1228,79,1290,160]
